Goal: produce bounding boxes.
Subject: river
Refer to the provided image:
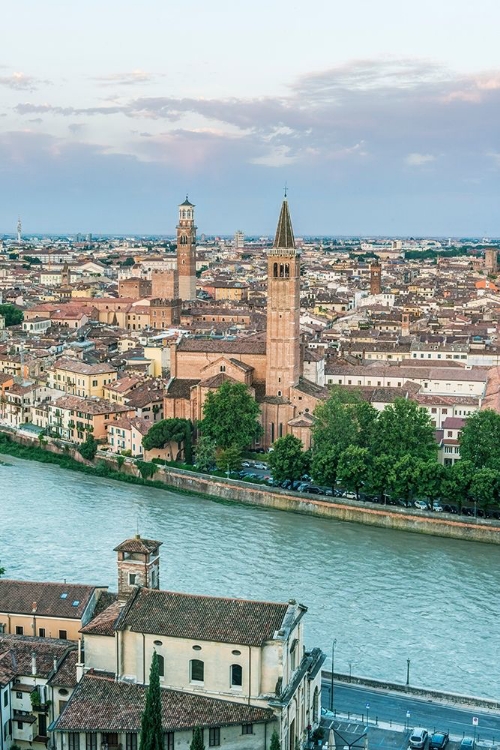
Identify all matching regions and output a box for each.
[0,456,499,699]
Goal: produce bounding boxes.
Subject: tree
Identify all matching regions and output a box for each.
[190,728,205,750]
[270,731,281,750]
[441,460,474,511]
[460,410,500,469]
[267,435,309,488]
[79,433,98,461]
[366,454,396,503]
[0,562,4,577]
[337,445,370,500]
[470,468,500,514]
[201,381,262,449]
[142,418,192,462]
[194,435,217,472]
[374,399,437,462]
[137,461,157,480]
[311,389,371,490]
[216,445,242,475]
[139,652,163,750]
[390,454,423,505]
[0,304,23,327]
[419,460,445,509]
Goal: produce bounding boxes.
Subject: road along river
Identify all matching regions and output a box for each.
[1,456,499,699]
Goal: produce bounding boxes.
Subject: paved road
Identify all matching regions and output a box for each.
[322,682,500,743]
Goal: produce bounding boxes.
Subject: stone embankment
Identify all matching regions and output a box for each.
[3,428,500,545]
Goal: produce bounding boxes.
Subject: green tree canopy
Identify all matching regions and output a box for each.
[267,435,309,487]
[459,410,500,469]
[0,562,4,577]
[441,460,474,511]
[374,398,437,462]
[311,389,376,489]
[337,445,370,500]
[79,433,98,461]
[139,652,163,750]
[190,728,205,750]
[390,454,423,504]
[0,304,23,327]
[216,445,242,474]
[201,381,262,449]
[470,468,500,512]
[270,731,281,750]
[366,454,396,503]
[194,435,217,472]
[419,460,445,509]
[142,418,192,462]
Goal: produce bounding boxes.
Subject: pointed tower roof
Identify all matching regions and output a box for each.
[180,195,194,207]
[273,199,295,249]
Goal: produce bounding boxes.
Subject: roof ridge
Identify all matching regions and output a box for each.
[138,587,288,607]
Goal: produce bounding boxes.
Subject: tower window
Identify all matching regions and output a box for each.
[277,390,282,397]
[273,263,278,278]
[157,654,165,677]
[128,573,137,586]
[285,264,290,277]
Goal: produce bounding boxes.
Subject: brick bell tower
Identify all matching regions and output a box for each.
[114,535,162,601]
[177,196,197,301]
[265,198,301,399]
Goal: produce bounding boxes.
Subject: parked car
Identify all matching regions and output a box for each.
[254,462,268,470]
[429,732,449,750]
[304,486,322,494]
[414,500,429,511]
[459,739,475,750]
[431,501,443,512]
[409,728,428,750]
[321,707,335,721]
[241,461,251,468]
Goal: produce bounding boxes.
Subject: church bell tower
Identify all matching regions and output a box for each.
[114,535,162,601]
[265,198,301,399]
[177,197,197,301]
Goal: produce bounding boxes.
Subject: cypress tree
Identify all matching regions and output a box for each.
[270,730,281,750]
[139,652,163,750]
[190,728,205,750]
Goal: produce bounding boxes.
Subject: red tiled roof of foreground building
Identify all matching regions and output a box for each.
[0,580,98,619]
[115,588,289,646]
[54,672,274,732]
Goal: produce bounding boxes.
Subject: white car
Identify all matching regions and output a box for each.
[432,501,443,512]
[321,707,335,721]
[414,500,429,511]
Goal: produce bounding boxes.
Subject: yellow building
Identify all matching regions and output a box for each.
[47,358,117,398]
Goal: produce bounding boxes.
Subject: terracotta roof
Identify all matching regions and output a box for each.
[165,379,200,399]
[54,672,274,732]
[177,336,266,355]
[48,649,79,688]
[116,588,288,646]
[114,537,162,554]
[0,580,98,619]
[0,634,76,678]
[80,601,122,637]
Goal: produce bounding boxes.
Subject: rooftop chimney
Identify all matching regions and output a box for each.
[31,652,37,676]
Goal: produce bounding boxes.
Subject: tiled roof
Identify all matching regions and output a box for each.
[0,650,16,686]
[165,379,200,399]
[48,649,79,688]
[116,588,288,646]
[0,580,98,619]
[53,395,132,415]
[177,337,266,355]
[52,357,116,375]
[80,601,122,637]
[0,634,76,678]
[54,672,274,732]
[114,537,162,554]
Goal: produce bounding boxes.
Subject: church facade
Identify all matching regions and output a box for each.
[164,199,328,448]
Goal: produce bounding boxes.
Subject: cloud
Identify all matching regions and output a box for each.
[92,69,153,86]
[0,72,42,91]
[405,153,436,166]
[68,123,86,134]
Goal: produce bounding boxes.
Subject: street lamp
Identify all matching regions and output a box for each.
[406,658,410,686]
[330,639,337,711]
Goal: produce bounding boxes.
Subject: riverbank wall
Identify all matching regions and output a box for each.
[2,428,500,545]
[322,671,500,711]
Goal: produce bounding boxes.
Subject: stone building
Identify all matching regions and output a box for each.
[177,197,197,301]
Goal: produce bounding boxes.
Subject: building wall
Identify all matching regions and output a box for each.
[0,613,82,640]
[151,270,178,299]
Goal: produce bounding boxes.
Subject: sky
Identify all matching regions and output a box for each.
[1,0,500,236]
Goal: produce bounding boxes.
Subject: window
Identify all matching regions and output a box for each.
[15,626,23,635]
[16,691,22,699]
[129,573,137,585]
[164,733,174,750]
[69,733,80,750]
[17,722,23,730]
[86,734,97,750]
[39,627,46,637]
[59,630,67,640]
[157,654,165,678]
[126,734,138,750]
[242,724,253,735]
[3,692,8,707]
[230,664,242,687]
[209,728,220,747]
[190,659,204,682]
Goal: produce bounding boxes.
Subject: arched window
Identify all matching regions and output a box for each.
[157,654,165,677]
[279,264,284,277]
[273,263,278,278]
[312,687,319,721]
[190,659,204,682]
[230,664,242,687]
[284,264,290,278]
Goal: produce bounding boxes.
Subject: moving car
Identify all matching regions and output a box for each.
[429,732,449,750]
[409,728,428,749]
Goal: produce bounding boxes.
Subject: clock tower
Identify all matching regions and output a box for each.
[177,196,197,301]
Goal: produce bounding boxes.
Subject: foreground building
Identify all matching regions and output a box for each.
[0,537,324,750]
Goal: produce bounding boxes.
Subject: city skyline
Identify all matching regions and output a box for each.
[1,0,500,235]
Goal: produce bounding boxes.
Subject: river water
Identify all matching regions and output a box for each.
[1,456,499,699]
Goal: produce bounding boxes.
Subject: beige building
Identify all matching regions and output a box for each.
[47,358,118,398]
[46,395,134,443]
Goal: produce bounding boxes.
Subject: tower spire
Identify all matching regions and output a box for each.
[273,198,295,250]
